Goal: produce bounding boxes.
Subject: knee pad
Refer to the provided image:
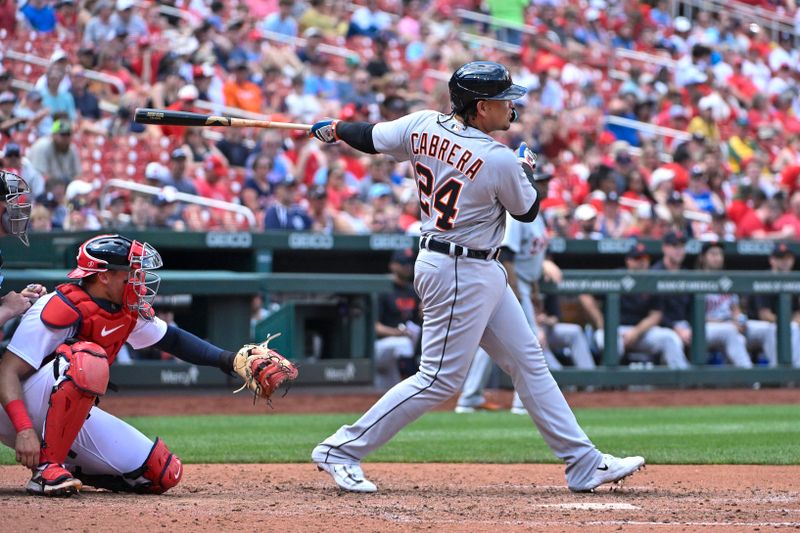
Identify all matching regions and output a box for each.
[40,343,110,465]
[138,438,183,494]
[58,342,110,396]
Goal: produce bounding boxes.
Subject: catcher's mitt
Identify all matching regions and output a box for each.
[233,333,298,403]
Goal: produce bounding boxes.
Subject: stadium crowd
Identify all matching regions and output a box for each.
[2,0,800,239]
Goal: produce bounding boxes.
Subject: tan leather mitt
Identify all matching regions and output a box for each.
[233,334,298,402]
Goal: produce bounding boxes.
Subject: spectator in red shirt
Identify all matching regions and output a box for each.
[127,35,162,86]
[0,0,16,35]
[780,163,800,195]
[284,130,323,186]
[747,93,779,134]
[55,0,78,34]
[195,154,234,203]
[97,48,138,97]
[736,197,793,239]
[661,143,691,192]
[772,191,800,237]
[726,58,759,106]
[323,159,355,212]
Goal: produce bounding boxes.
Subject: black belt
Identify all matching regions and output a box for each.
[419,236,500,261]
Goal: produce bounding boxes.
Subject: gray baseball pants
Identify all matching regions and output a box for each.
[594,326,690,369]
[705,322,753,368]
[315,250,603,489]
[374,336,415,391]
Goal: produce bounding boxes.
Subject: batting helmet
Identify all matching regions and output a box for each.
[448,61,526,115]
[0,170,31,246]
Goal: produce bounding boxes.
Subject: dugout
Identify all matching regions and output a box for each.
[4,231,800,389]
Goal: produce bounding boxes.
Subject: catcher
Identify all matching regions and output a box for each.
[0,234,297,497]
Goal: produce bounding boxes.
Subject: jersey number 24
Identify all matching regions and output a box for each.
[414,162,463,230]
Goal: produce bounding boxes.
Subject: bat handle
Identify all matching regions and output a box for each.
[230,118,313,131]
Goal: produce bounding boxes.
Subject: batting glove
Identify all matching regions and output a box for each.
[517,142,537,172]
[309,119,340,143]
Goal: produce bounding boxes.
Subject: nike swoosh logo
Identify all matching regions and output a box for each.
[100,324,124,337]
[597,464,609,471]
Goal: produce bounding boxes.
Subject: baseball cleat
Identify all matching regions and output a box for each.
[316,462,377,493]
[509,406,528,416]
[569,453,645,493]
[26,463,82,497]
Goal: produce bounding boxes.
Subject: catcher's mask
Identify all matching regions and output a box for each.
[0,170,32,246]
[67,234,163,320]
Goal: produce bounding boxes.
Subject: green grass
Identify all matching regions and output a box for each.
[2,405,798,465]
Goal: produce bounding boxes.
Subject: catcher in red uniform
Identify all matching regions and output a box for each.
[0,234,297,496]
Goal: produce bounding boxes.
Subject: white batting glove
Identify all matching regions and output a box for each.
[517,142,537,172]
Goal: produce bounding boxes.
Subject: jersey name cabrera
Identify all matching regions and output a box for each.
[373,110,536,250]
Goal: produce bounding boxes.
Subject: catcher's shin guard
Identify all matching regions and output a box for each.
[40,342,109,465]
[74,439,183,494]
[138,438,183,494]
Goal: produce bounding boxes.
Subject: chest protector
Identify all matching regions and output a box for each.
[41,283,138,365]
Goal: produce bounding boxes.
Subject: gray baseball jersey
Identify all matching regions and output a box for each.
[705,293,739,321]
[502,213,548,283]
[372,111,536,249]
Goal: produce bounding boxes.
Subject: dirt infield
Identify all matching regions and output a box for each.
[1,464,798,531]
[2,388,798,531]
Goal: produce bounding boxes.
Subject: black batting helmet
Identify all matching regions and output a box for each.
[448,61,526,115]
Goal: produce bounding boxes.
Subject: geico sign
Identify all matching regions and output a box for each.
[369,234,414,250]
[288,233,335,249]
[206,232,253,248]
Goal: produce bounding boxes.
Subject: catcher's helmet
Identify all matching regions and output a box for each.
[68,234,162,320]
[0,170,31,246]
[68,234,137,278]
[448,61,526,115]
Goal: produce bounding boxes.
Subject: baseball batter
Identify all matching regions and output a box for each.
[0,234,296,497]
[308,61,644,493]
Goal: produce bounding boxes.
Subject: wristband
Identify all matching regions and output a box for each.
[4,399,33,433]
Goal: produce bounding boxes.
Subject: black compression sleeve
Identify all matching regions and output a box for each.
[510,193,541,223]
[510,164,542,222]
[336,121,378,154]
[154,325,235,374]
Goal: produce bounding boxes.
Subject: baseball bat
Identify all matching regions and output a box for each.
[133,108,313,131]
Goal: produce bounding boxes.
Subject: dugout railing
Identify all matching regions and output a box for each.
[540,270,800,388]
